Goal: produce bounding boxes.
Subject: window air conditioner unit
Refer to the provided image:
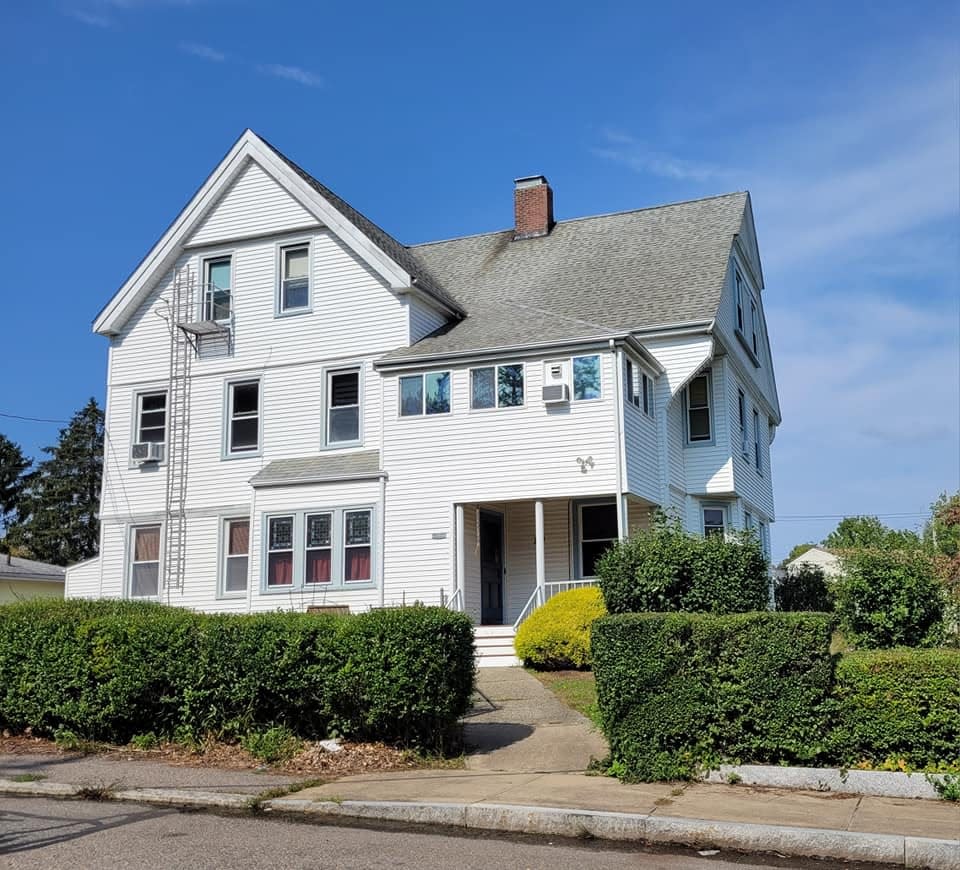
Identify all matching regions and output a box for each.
[131,442,163,464]
[542,360,571,404]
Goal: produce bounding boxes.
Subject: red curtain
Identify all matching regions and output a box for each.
[229,520,249,556]
[345,547,371,582]
[306,550,331,583]
[268,552,293,586]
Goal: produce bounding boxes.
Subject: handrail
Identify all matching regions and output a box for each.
[446,587,464,612]
[512,586,543,631]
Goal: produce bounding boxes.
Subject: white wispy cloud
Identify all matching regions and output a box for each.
[65,0,199,27]
[592,130,732,183]
[179,41,225,62]
[66,7,113,27]
[256,64,324,88]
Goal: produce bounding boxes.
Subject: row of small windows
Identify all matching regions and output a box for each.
[734,267,762,362]
[200,244,311,324]
[127,508,373,599]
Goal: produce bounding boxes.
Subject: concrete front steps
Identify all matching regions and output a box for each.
[474,625,519,668]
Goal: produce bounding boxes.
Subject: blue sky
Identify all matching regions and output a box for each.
[1,1,957,559]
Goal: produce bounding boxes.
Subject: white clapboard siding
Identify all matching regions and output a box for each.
[682,357,735,495]
[622,363,660,503]
[189,160,319,247]
[727,365,775,520]
[409,297,449,342]
[63,556,101,599]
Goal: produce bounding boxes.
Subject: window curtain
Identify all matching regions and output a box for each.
[135,527,160,561]
[345,547,371,582]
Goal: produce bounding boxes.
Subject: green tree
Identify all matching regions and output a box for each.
[7,399,104,565]
[0,434,31,536]
[822,516,920,552]
[924,492,960,560]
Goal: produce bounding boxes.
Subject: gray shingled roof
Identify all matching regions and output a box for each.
[378,192,748,364]
[0,555,66,582]
[261,136,465,318]
[250,451,383,488]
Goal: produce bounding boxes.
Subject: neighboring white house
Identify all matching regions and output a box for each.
[66,129,780,642]
[0,555,65,603]
[784,546,843,578]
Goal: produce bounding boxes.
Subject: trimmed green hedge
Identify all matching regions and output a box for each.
[592,612,836,781]
[596,519,769,615]
[514,586,606,670]
[775,565,833,612]
[0,599,474,751]
[829,648,960,769]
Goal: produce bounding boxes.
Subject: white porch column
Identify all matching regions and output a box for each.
[455,504,465,609]
[535,499,546,604]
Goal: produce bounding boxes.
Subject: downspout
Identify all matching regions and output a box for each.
[610,339,627,539]
[379,367,387,609]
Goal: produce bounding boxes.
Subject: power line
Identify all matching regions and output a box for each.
[0,411,70,424]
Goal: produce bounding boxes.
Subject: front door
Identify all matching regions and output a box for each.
[479,510,504,625]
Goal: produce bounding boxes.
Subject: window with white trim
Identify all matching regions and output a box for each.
[129,525,161,598]
[204,256,232,322]
[625,359,639,408]
[222,518,249,595]
[642,372,652,416]
[266,515,294,587]
[750,300,759,356]
[686,372,712,443]
[737,389,748,456]
[744,511,753,530]
[735,269,745,332]
[305,513,332,584]
[753,409,762,473]
[702,506,726,538]
[399,371,451,416]
[227,380,260,454]
[572,354,601,400]
[578,502,618,577]
[470,364,524,409]
[344,510,372,582]
[625,359,653,416]
[327,369,361,444]
[279,244,309,312]
[136,391,167,444]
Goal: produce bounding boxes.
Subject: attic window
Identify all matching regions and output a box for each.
[280,244,310,312]
[204,256,232,322]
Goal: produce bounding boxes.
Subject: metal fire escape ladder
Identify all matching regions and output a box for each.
[163,267,194,598]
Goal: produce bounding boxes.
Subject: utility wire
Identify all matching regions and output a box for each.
[0,411,70,424]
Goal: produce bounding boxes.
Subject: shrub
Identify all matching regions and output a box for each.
[596,518,769,615]
[241,726,302,763]
[828,648,960,769]
[0,599,474,752]
[834,549,945,648]
[591,611,836,781]
[514,587,606,670]
[775,565,833,612]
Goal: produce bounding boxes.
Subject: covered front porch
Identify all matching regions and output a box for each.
[451,495,655,628]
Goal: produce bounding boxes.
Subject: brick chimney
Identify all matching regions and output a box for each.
[513,175,554,240]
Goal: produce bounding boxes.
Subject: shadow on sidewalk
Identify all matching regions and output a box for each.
[462,722,534,755]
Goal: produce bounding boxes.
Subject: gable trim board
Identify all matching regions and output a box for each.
[94,130,464,336]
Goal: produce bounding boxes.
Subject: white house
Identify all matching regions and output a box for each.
[784,546,843,578]
[66,130,780,662]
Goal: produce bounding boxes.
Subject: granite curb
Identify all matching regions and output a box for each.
[3,778,957,868]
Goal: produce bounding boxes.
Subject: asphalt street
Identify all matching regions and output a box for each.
[0,797,883,869]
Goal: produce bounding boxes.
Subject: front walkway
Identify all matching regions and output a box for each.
[462,667,608,772]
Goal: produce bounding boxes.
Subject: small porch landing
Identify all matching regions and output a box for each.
[474,625,519,668]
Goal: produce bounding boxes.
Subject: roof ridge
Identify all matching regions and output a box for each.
[410,190,748,249]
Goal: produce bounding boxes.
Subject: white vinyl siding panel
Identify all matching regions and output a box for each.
[728,368,775,518]
[623,362,659,503]
[188,160,319,247]
[408,298,449,343]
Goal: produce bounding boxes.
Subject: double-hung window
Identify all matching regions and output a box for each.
[702,507,726,538]
[470,364,524,409]
[129,525,161,598]
[737,389,748,456]
[344,510,372,582]
[572,355,601,400]
[686,372,712,442]
[735,269,745,332]
[222,519,249,595]
[204,256,232,322]
[227,380,260,454]
[266,516,294,587]
[578,502,618,577]
[305,513,332,583]
[626,359,652,415]
[137,391,167,444]
[625,359,639,408]
[642,372,652,415]
[279,244,309,313]
[753,409,762,473]
[327,369,361,444]
[750,301,759,356]
[399,371,451,416]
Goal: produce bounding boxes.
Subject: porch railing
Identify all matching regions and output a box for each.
[445,587,464,613]
[512,579,597,631]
